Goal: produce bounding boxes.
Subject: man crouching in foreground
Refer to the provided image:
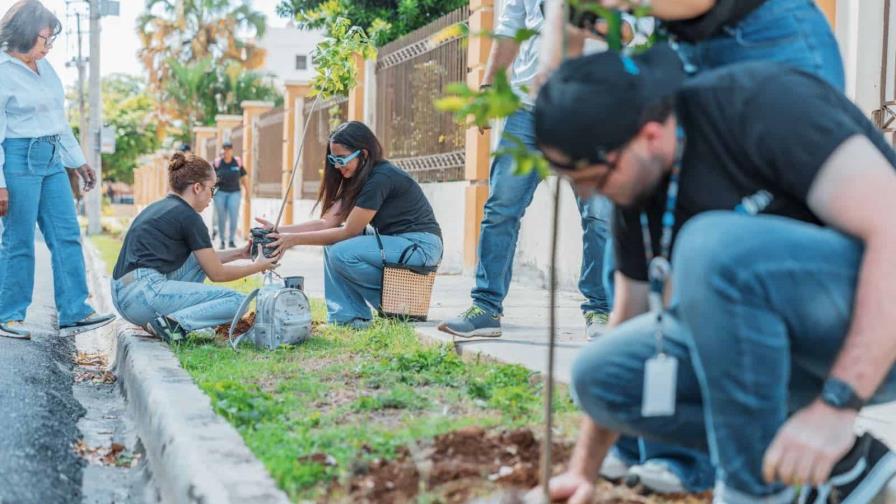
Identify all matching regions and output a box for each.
[534,43,896,504]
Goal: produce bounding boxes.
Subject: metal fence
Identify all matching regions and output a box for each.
[375,6,469,183]
[302,96,348,198]
[875,0,896,145]
[255,108,285,198]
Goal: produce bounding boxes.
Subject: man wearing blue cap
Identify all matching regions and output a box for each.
[535,44,896,504]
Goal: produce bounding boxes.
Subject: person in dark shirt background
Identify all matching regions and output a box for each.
[258,121,442,329]
[213,141,248,249]
[535,44,896,504]
[111,152,278,343]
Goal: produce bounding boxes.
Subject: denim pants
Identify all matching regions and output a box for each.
[214,190,241,243]
[0,137,94,326]
[572,212,896,503]
[111,253,244,331]
[472,108,611,316]
[677,0,845,92]
[324,231,442,324]
[609,0,847,481]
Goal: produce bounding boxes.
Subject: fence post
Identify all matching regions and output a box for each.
[192,126,217,162]
[348,53,366,122]
[818,0,836,26]
[463,0,494,269]
[283,82,312,226]
[214,115,243,157]
[363,58,377,130]
[240,101,275,235]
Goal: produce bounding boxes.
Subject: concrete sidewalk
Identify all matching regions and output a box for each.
[275,247,896,450]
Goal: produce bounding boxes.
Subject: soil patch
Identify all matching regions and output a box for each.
[331,426,571,503]
[214,312,255,342]
[331,426,713,504]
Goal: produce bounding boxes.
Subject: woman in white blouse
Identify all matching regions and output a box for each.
[0,0,114,339]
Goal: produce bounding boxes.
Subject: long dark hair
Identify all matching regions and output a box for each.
[0,0,61,53]
[315,121,384,217]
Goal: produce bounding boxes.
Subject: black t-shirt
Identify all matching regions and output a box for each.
[113,195,213,279]
[664,0,766,42]
[354,162,442,238]
[215,157,246,193]
[614,62,896,282]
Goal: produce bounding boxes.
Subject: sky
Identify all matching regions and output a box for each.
[1,0,290,88]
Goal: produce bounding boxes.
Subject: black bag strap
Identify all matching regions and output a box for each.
[372,227,420,266]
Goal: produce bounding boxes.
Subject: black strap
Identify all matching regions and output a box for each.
[372,227,420,266]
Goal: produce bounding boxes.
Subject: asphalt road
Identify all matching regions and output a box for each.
[0,245,85,504]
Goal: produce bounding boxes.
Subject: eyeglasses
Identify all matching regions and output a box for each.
[327,150,361,167]
[37,34,57,48]
[200,182,218,196]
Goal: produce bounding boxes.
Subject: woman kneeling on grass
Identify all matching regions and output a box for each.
[261,121,442,329]
[110,152,279,342]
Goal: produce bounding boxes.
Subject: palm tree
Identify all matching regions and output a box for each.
[137,0,269,139]
[137,0,267,103]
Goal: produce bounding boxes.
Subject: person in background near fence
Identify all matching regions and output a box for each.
[438,0,614,343]
[259,121,442,330]
[0,0,116,340]
[537,0,846,495]
[110,153,279,343]
[213,141,247,249]
[536,44,896,504]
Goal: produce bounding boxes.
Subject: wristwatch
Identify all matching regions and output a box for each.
[820,377,866,410]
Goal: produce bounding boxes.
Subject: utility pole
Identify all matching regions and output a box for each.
[75,12,88,152]
[86,0,102,235]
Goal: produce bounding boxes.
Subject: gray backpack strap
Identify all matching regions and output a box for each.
[228,288,259,350]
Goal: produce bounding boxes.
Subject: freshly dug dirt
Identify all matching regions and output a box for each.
[214,312,255,341]
[331,426,712,504]
[331,426,569,503]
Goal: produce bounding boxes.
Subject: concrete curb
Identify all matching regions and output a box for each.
[82,238,290,504]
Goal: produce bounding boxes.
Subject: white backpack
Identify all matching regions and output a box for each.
[228,273,312,350]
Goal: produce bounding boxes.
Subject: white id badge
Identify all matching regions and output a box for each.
[641,354,678,417]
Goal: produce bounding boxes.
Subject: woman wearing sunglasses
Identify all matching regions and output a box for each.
[258,121,442,329]
[110,153,280,342]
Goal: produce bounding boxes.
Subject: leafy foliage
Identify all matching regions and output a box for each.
[136,0,272,140]
[307,17,377,98]
[276,0,468,46]
[69,74,162,183]
[162,58,281,141]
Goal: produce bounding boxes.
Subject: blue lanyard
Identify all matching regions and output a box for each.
[639,127,686,353]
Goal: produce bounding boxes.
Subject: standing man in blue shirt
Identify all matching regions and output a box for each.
[438,0,613,341]
[0,0,115,339]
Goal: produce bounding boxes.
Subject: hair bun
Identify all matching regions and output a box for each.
[169,152,187,172]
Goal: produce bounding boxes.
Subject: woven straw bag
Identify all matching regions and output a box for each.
[373,229,438,321]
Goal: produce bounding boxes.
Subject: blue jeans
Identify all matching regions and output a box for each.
[573,212,896,503]
[110,253,244,331]
[0,137,94,326]
[472,108,611,316]
[214,190,241,243]
[677,0,845,92]
[324,231,443,323]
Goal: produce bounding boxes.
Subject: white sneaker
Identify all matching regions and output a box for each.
[628,461,686,494]
[599,451,631,480]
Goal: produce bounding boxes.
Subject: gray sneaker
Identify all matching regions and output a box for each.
[585,311,609,341]
[0,320,31,340]
[438,306,501,338]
